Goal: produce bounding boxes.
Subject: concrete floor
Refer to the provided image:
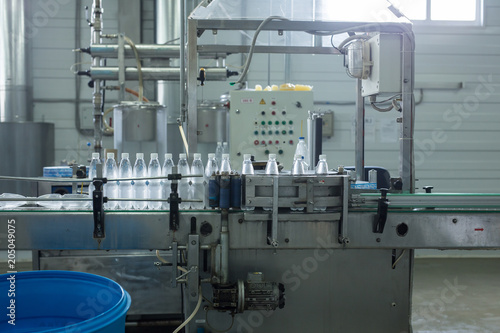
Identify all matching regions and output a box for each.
[412,258,500,333]
[6,258,500,332]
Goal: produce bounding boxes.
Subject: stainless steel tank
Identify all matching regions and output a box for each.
[113,101,168,160]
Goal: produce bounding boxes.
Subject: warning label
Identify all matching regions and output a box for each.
[259,99,266,105]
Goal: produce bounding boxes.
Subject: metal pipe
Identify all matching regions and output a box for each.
[180,0,186,123]
[89,67,228,81]
[355,79,365,181]
[220,210,229,284]
[306,113,313,170]
[89,44,181,58]
[0,0,32,122]
[91,0,103,156]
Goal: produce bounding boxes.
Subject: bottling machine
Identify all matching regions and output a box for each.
[1,0,500,332]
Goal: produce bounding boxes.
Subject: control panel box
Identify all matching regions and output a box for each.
[229,90,314,170]
[361,33,402,97]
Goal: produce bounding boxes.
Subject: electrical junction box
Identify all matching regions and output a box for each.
[229,90,314,171]
[362,33,402,97]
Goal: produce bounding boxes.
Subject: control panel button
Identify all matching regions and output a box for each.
[275,140,280,145]
[289,140,294,145]
[282,121,286,125]
[275,121,280,125]
[261,111,266,116]
[278,149,284,154]
[271,111,276,115]
[261,121,266,125]
[282,110,286,115]
[272,101,276,106]
[254,130,259,135]
[282,130,287,135]
[268,140,273,144]
[275,130,280,135]
[261,140,266,145]
[289,120,293,125]
[265,149,270,155]
[268,130,273,135]
[289,130,294,135]
[254,140,259,145]
[267,121,272,125]
[261,130,266,135]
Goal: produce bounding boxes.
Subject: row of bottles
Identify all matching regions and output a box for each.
[88,150,329,211]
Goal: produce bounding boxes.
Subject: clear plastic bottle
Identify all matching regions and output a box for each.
[264,154,279,211]
[133,153,148,210]
[204,153,219,208]
[161,153,174,209]
[291,154,305,175]
[215,142,223,168]
[241,154,254,211]
[291,154,305,211]
[315,154,329,175]
[294,137,310,170]
[222,142,229,154]
[119,153,133,209]
[220,153,232,174]
[88,152,101,199]
[314,154,329,211]
[103,153,118,210]
[148,153,162,210]
[178,153,191,209]
[265,153,279,175]
[190,153,205,209]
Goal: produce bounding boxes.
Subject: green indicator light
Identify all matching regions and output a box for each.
[261,121,266,125]
[268,130,273,135]
[275,130,280,135]
[261,130,266,135]
[278,149,284,154]
[268,121,272,125]
[289,130,293,135]
[254,130,259,135]
[282,130,287,135]
[289,120,293,125]
[282,121,286,125]
[265,150,270,155]
[275,121,279,125]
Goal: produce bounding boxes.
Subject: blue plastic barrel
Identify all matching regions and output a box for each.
[0,270,131,332]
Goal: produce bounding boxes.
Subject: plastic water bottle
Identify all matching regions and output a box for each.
[119,153,133,209]
[295,137,310,169]
[241,154,254,211]
[291,154,305,175]
[291,154,305,211]
[265,153,279,175]
[133,153,148,209]
[178,153,191,209]
[264,154,279,211]
[220,153,232,174]
[103,153,118,210]
[88,152,101,199]
[314,154,329,211]
[162,153,174,209]
[204,153,218,208]
[190,153,205,209]
[148,153,162,209]
[315,154,329,175]
[222,142,229,154]
[215,142,223,168]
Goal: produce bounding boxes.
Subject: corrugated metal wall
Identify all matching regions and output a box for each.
[31,0,500,194]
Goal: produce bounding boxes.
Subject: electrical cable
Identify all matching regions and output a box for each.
[392,249,406,269]
[173,287,203,333]
[232,16,289,86]
[337,34,370,53]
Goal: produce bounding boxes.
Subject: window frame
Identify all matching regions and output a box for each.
[397,0,484,26]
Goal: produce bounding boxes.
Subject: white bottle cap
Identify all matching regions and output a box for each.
[223,142,228,146]
[269,153,276,159]
[194,153,201,159]
[151,153,158,159]
[107,153,114,159]
[217,142,222,145]
[243,154,251,160]
[165,153,172,159]
[319,154,326,160]
[208,153,215,158]
[222,153,230,159]
[136,153,144,159]
[122,153,129,159]
[92,153,99,159]
[294,154,302,160]
[179,153,187,159]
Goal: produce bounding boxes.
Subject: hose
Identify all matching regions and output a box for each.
[173,287,203,333]
[123,36,144,102]
[233,16,289,86]
[156,250,189,273]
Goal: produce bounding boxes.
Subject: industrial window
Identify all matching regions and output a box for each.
[393,0,483,25]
